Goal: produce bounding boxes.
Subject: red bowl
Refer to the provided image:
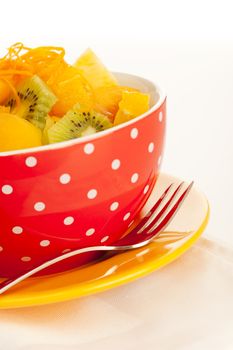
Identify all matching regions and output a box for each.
[0,73,166,278]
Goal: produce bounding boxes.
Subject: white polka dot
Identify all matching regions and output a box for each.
[143,184,150,194]
[158,155,162,166]
[62,249,71,254]
[110,201,119,211]
[87,189,98,199]
[123,212,131,221]
[84,143,95,154]
[21,256,31,262]
[111,159,121,170]
[101,235,109,243]
[0,246,3,252]
[40,240,50,247]
[130,128,138,139]
[159,111,163,122]
[34,202,46,212]
[25,156,37,167]
[148,142,155,153]
[12,226,23,235]
[128,220,134,227]
[59,173,71,184]
[2,185,13,195]
[64,216,74,225]
[86,228,95,236]
[131,173,139,183]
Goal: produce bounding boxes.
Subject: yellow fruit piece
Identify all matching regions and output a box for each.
[0,106,10,113]
[48,65,94,117]
[74,48,118,89]
[42,115,60,145]
[42,115,56,144]
[94,86,138,120]
[0,113,42,152]
[114,92,150,125]
[0,80,11,104]
[47,64,79,85]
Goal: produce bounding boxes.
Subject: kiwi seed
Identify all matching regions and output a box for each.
[47,104,113,143]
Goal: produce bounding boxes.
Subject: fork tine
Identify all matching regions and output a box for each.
[126,183,174,236]
[115,183,174,246]
[137,182,184,234]
[146,181,194,239]
[141,181,185,234]
[115,181,193,248]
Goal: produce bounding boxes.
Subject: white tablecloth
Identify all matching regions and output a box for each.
[0,236,232,350]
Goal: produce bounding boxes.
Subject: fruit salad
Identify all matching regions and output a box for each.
[0,43,150,152]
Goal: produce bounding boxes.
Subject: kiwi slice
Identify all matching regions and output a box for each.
[47,105,113,143]
[6,75,57,130]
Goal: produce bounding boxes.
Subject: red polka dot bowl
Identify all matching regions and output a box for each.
[0,73,166,278]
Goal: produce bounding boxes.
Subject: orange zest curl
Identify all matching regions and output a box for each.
[0,43,66,105]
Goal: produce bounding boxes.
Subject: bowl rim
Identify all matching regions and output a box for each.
[0,72,166,157]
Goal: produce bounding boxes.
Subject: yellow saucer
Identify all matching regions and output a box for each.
[0,173,209,309]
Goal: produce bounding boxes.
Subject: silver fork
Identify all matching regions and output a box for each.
[0,181,193,295]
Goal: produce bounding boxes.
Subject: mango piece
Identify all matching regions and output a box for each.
[0,113,42,152]
[114,91,150,125]
[94,86,138,120]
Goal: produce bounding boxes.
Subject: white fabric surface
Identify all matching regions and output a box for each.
[0,236,232,350]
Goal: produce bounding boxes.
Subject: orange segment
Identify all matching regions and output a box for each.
[114,91,150,125]
[47,65,94,117]
[50,74,93,117]
[47,64,78,86]
[94,86,138,120]
[74,48,118,89]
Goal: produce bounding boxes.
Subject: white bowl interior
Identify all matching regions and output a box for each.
[115,72,161,108]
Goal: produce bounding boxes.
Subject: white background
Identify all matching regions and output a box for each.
[0,0,232,349]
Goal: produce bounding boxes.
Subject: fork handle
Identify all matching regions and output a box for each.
[0,242,150,295]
